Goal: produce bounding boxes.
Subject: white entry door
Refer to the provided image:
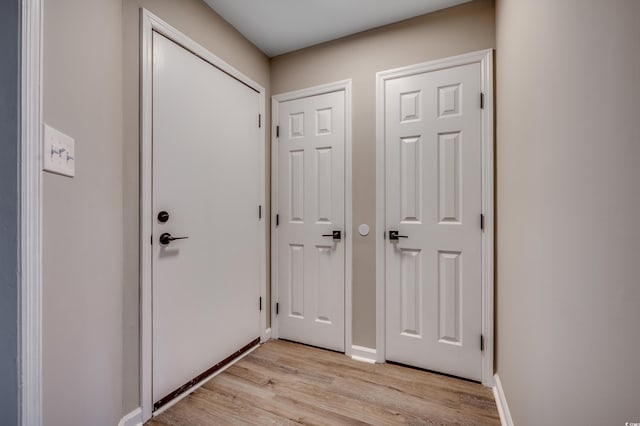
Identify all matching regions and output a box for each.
[276,90,346,352]
[152,32,261,406]
[384,62,483,380]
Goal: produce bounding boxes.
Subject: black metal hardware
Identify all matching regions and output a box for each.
[159,232,189,245]
[259,297,262,311]
[480,92,484,109]
[259,205,262,219]
[480,214,485,231]
[322,230,342,241]
[276,125,280,138]
[389,230,408,241]
[258,114,262,128]
[276,302,279,315]
[481,335,484,351]
[157,211,169,223]
[276,214,279,226]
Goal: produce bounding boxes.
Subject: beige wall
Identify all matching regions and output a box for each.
[270,0,495,348]
[122,0,270,414]
[42,0,640,422]
[495,0,640,424]
[43,0,270,422]
[43,0,124,424]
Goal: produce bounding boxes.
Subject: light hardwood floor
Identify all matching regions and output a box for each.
[147,340,500,425]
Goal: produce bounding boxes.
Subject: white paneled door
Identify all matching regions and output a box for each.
[276,90,346,352]
[152,32,261,405]
[384,62,483,380]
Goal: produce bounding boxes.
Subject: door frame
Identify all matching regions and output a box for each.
[21,0,44,424]
[270,80,353,356]
[375,49,494,386]
[140,9,267,420]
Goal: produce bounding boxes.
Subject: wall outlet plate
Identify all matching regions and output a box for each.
[43,124,75,177]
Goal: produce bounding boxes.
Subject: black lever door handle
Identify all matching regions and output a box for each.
[322,230,342,241]
[389,230,408,241]
[159,232,189,245]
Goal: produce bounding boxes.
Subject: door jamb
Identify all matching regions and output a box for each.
[140,9,267,421]
[270,80,353,356]
[375,49,494,386]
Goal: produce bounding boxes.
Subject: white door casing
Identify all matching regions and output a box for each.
[376,50,494,385]
[272,82,352,353]
[141,10,267,420]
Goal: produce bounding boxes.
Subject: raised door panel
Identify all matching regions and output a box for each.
[289,150,305,223]
[400,249,422,338]
[289,244,305,318]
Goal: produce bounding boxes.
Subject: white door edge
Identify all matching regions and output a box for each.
[375,49,494,386]
[271,80,353,356]
[140,8,267,421]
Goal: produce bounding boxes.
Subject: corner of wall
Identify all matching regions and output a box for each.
[492,374,513,426]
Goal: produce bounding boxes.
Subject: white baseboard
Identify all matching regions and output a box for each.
[118,407,142,426]
[350,345,376,364]
[493,374,514,426]
[263,327,271,341]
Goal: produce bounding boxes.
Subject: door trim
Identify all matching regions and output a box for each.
[270,80,353,356]
[375,49,494,386]
[21,0,43,424]
[140,9,267,421]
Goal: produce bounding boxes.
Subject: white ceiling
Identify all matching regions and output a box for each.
[203,0,472,57]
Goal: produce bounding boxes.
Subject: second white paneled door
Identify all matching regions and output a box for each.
[384,62,483,380]
[275,90,346,352]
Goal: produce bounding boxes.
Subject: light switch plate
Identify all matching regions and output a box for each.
[43,124,75,177]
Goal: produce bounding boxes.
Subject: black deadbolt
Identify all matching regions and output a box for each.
[157,211,170,223]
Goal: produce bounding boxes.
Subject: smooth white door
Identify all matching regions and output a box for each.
[384,62,483,380]
[276,91,345,352]
[152,32,261,404]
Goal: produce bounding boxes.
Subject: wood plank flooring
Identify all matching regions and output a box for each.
[147,340,500,425]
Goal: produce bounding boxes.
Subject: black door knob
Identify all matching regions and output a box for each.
[389,230,408,241]
[157,211,170,223]
[159,232,189,245]
[322,230,342,241]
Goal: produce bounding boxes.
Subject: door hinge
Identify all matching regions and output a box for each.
[258,205,262,219]
[276,213,279,227]
[480,92,484,109]
[481,334,485,351]
[258,114,262,128]
[276,302,279,315]
[150,235,153,245]
[480,213,485,231]
[276,125,280,138]
[259,297,262,311]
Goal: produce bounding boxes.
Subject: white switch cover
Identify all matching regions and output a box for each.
[43,124,75,177]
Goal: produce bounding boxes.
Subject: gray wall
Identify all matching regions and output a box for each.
[0,0,20,424]
[270,0,495,348]
[495,0,640,424]
[43,0,124,424]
